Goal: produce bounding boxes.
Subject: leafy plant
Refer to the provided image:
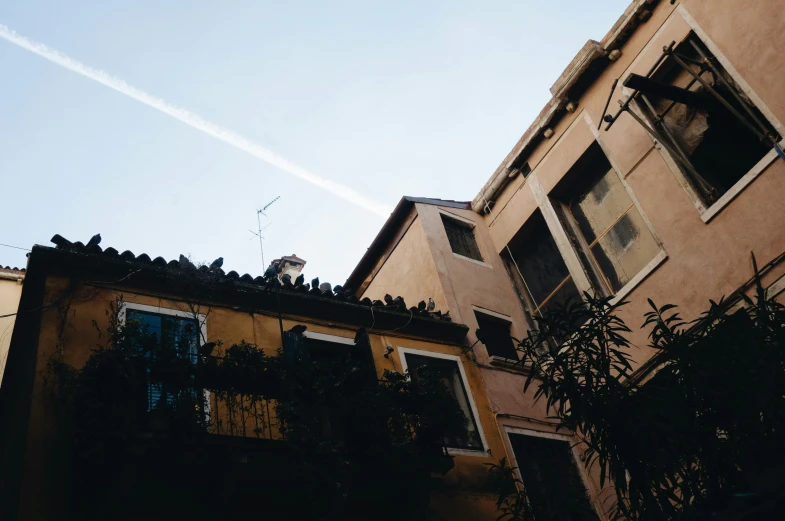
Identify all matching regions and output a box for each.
[491,272,785,520]
[46,302,468,520]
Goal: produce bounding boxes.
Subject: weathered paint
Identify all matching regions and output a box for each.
[0,270,23,388]
[363,215,449,313]
[7,275,505,521]
[357,1,785,518]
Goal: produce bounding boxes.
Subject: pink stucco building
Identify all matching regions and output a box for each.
[346,1,785,517]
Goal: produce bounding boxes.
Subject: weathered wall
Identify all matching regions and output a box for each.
[482,1,785,371]
[0,271,23,388]
[11,276,503,521]
[362,215,449,313]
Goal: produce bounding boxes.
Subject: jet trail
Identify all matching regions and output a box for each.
[0,23,392,217]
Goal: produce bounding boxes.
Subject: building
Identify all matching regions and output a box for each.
[346,0,785,518]
[0,265,24,388]
[0,237,507,521]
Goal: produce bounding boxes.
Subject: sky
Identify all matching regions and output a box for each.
[0,0,631,285]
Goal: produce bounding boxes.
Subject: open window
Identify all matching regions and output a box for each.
[607,31,781,211]
[474,310,518,360]
[503,210,582,319]
[554,143,661,295]
[441,213,483,262]
[507,432,599,521]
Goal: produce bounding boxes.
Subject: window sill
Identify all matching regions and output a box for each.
[610,250,668,305]
[488,355,524,369]
[452,252,493,269]
[447,447,490,457]
[700,145,781,223]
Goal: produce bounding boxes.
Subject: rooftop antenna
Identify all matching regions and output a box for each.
[249,196,280,271]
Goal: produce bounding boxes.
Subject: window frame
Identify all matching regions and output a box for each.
[118,301,210,415]
[629,9,785,223]
[397,347,489,456]
[552,140,667,302]
[439,210,488,265]
[504,426,607,521]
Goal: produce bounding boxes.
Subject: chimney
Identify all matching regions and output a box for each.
[268,254,306,282]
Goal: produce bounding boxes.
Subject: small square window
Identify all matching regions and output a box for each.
[474,311,518,360]
[441,214,483,262]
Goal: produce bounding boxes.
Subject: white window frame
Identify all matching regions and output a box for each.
[118,301,210,416]
[504,426,608,521]
[302,331,356,345]
[626,7,785,223]
[397,347,489,456]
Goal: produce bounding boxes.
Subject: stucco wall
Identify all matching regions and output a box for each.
[0,274,23,388]
[363,215,449,313]
[10,276,504,521]
[481,2,785,370]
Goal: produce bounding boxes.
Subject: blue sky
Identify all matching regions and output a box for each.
[0,0,630,285]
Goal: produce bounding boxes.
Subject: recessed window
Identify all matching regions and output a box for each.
[126,308,200,410]
[441,214,483,262]
[631,32,781,208]
[561,144,661,294]
[403,353,483,451]
[508,432,599,521]
[474,311,518,360]
[504,211,582,317]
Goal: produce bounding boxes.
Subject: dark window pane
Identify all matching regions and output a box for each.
[475,313,518,360]
[126,309,200,410]
[509,215,574,307]
[590,209,659,293]
[538,277,582,317]
[509,434,599,521]
[405,354,482,450]
[570,166,633,245]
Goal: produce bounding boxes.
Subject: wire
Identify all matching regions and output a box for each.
[0,268,142,319]
[0,243,30,252]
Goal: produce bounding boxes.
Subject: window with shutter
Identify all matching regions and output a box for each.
[126,309,200,411]
[441,214,483,261]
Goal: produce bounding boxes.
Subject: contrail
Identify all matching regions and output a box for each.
[0,23,393,217]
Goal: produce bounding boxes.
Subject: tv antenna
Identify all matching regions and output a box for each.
[249,196,280,271]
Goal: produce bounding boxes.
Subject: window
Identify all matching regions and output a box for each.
[474,311,518,360]
[560,144,661,294]
[126,308,201,411]
[441,214,483,261]
[504,211,582,317]
[401,351,484,451]
[508,432,599,521]
[629,32,781,208]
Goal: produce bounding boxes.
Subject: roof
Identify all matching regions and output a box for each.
[28,234,467,343]
[0,266,25,273]
[344,196,470,294]
[472,0,663,213]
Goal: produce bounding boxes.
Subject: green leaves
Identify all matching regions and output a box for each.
[505,274,785,521]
